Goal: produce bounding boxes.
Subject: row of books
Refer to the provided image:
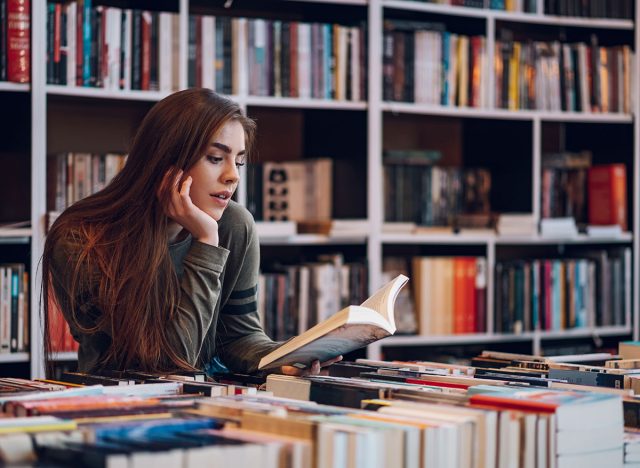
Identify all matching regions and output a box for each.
[247,159,333,223]
[0,349,630,467]
[544,0,634,19]
[47,152,127,213]
[542,157,628,231]
[0,264,28,354]
[495,248,631,334]
[189,15,366,102]
[384,20,488,107]
[45,2,179,91]
[412,256,488,335]
[384,158,491,226]
[259,257,368,342]
[0,0,29,83]
[411,0,536,12]
[495,38,634,114]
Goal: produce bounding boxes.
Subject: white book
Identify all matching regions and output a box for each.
[232,18,248,96]
[258,274,409,370]
[107,8,122,90]
[122,10,132,90]
[298,23,311,99]
[159,12,174,92]
[350,27,360,102]
[201,16,215,91]
[65,2,76,87]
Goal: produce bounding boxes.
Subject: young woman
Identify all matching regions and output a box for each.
[42,88,340,377]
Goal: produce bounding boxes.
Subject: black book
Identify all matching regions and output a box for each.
[60,371,135,386]
[149,11,159,91]
[132,10,142,90]
[280,21,290,98]
[59,7,67,85]
[46,3,55,84]
[187,15,196,88]
[92,6,102,88]
[404,31,414,102]
[221,16,232,95]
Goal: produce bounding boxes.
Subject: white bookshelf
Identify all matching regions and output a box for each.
[10,0,638,377]
[0,353,30,364]
[0,82,30,92]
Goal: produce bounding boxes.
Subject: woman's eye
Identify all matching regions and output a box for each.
[206,155,223,164]
[235,161,246,168]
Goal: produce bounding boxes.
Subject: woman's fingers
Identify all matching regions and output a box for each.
[319,355,343,368]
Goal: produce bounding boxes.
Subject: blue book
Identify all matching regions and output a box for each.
[441,31,450,105]
[92,417,222,441]
[323,23,332,99]
[83,0,92,86]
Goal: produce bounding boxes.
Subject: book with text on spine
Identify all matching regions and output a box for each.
[258,274,409,371]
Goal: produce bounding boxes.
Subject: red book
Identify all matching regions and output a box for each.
[588,164,627,230]
[7,0,30,83]
[141,11,151,90]
[464,258,477,333]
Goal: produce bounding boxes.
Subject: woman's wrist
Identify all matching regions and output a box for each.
[196,235,219,246]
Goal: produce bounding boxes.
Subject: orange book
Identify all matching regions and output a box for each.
[588,164,627,230]
[464,258,477,333]
[453,258,467,334]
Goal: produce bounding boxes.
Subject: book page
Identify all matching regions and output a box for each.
[360,274,409,328]
[260,323,392,370]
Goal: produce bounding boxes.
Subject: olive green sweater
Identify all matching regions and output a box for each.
[50,201,279,374]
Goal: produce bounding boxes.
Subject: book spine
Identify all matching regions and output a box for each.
[7,0,30,83]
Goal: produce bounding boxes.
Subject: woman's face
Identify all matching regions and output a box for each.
[184,119,246,221]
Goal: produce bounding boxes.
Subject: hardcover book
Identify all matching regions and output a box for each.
[258,274,409,370]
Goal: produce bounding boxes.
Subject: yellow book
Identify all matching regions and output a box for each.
[509,42,520,110]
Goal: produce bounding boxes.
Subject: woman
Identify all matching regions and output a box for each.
[42,88,340,377]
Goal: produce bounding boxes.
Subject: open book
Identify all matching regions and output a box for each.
[258,274,410,370]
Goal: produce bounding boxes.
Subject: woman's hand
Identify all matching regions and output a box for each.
[280,355,343,377]
[158,169,220,246]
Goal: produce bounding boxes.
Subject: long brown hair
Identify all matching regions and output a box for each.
[42,89,256,375]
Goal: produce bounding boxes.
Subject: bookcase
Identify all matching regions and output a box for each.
[0,0,637,377]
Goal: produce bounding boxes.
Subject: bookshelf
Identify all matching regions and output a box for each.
[0,0,636,377]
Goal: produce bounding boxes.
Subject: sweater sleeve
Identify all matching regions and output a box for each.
[215,217,281,374]
[166,241,229,366]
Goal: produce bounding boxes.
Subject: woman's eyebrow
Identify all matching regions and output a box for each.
[210,142,246,155]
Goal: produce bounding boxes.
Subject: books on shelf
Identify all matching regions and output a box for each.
[0,264,29,354]
[383,19,488,108]
[412,256,487,335]
[495,36,634,114]
[588,163,627,231]
[541,150,591,225]
[3,0,30,83]
[495,247,631,333]
[188,15,366,101]
[45,1,180,91]
[47,152,127,213]
[258,254,368,342]
[257,274,409,370]
[496,213,536,236]
[383,154,491,227]
[544,0,634,19]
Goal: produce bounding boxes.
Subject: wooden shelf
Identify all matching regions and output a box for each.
[382,102,634,123]
[383,0,634,30]
[0,82,30,92]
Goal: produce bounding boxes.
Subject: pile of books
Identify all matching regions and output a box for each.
[0,348,638,466]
